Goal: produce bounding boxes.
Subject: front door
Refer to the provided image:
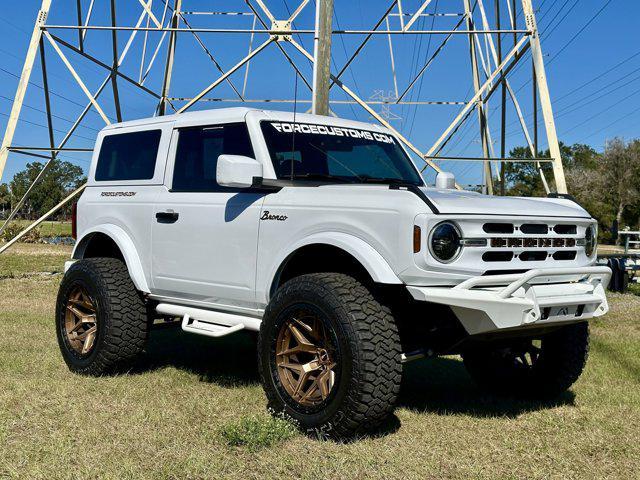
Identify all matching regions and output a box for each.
[151,123,264,311]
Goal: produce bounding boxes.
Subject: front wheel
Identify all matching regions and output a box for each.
[258,273,402,440]
[462,322,590,398]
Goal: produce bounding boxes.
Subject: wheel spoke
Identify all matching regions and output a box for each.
[316,368,335,399]
[75,325,97,342]
[68,297,94,311]
[82,328,97,354]
[279,362,303,373]
[66,304,86,320]
[292,370,311,396]
[298,377,320,403]
[279,343,318,356]
[288,322,315,348]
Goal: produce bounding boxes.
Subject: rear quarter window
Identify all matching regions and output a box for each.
[95,129,162,181]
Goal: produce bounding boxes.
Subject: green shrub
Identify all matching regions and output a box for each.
[0,222,43,244]
[219,415,297,451]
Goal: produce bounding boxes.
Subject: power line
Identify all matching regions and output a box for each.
[0,65,111,121]
[331,3,360,118]
[559,85,640,137]
[554,50,640,103]
[0,110,96,143]
[585,103,640,140]
[502,50,640,136]
[539,0,578,39]
[0,94,100,133]
[547,0,613,66]
[407,0,439,138]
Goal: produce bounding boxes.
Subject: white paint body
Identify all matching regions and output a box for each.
[72,108,610,336]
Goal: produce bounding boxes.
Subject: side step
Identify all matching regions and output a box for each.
[155,303,261,339]
[181,314,244,338]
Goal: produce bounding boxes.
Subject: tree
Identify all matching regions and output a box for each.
[0,183,10,217]
[9,160,85,219]
[501,142,597,197]
[567,138,640,244]
[600,138,640,242]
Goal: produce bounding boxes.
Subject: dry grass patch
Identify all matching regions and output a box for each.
[0,244,638,479]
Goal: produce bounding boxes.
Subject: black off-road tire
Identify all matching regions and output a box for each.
[55,258,148,375]
[258,273,402,440]
[462,322,590,398]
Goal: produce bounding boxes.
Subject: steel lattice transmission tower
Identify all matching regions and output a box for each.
[0,0,566,252]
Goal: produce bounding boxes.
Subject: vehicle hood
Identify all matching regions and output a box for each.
[420,187,590,218]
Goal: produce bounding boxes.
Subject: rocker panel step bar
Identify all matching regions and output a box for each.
[155,303,261,338]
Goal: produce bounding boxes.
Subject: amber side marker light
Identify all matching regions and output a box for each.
[413,225,422,253]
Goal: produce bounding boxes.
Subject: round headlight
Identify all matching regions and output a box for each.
[585,224,597,257]
[429,222,462,263]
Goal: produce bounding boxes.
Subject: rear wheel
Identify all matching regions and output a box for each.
[258,273,402,439]
[462,322,590,398]
[55,258,148,375]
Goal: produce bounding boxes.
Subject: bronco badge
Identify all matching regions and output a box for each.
[260,211,288,221]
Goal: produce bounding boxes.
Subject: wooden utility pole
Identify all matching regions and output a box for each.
[312,0,333,116]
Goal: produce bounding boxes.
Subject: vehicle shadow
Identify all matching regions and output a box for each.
[138,328,575,421]
[399,356,575,418]
[137,326,261,388]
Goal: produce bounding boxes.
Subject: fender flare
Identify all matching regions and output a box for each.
[267,232,402,297]
[73,224,150,293]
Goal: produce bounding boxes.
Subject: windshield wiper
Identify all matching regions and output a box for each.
[356,175,419,186]
[290,173,353,183]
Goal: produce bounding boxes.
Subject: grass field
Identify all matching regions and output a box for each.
[7,220,72,238]
[0,244,638,479]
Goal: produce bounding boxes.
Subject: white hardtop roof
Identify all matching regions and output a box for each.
[101,107,390,134]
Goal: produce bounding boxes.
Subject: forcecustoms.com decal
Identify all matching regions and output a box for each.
[269,122,395,144]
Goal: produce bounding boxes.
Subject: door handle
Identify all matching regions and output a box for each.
[155,210,179,223]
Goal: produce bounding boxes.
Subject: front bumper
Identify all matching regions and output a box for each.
[407,266,611,335]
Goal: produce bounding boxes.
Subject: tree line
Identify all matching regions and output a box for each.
[0,160,85,220]
[502,137,640,243]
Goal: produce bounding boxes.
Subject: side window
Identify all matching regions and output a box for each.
[95,129,161,181]
[172,123,254,192]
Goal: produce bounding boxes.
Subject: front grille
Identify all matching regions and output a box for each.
[483,251,514,262]
[490,237,576,248]
[519,251,547,261]
[520,223,548,234]
[553,251,577,260]
[474,221,585,266]
[553,224,577,235]
[483,222,514,234]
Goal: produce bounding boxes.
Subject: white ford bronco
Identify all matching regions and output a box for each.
[57,107,610,439]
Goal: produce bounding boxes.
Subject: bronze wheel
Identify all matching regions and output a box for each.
[63,285,98,356]
[56,258,148,375]
[259,273,402,439]
[275,309,338,408]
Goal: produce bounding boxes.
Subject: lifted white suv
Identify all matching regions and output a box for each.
[57,107,610,439]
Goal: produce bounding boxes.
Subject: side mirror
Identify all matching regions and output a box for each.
[435,171,456,189]
[216,155,263,189]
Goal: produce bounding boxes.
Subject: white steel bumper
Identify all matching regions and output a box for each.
[406,267,611,335]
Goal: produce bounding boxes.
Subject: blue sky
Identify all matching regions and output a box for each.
[0,0,638,186]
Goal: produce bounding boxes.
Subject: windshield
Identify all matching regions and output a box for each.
[260,121,424,186]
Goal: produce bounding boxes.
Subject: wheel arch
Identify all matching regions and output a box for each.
[267,232,402,300]
[72,224,150,293]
